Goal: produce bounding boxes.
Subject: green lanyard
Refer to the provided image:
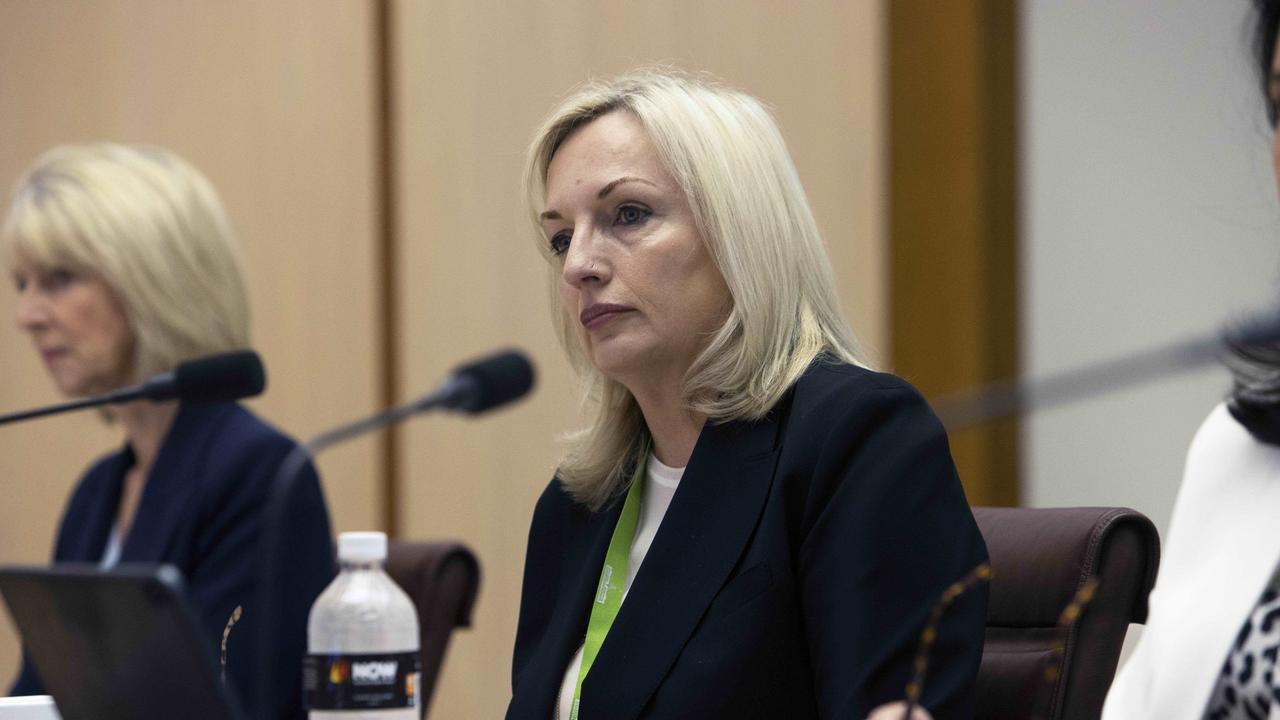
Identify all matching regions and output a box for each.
[569,456,646,720]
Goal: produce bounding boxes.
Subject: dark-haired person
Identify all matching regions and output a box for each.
[506,70,987,720]
[1102,4,1280,717]
[3,143,334,719]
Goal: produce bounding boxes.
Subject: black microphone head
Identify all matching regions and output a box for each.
[1225,307,1280,350]
[171,351,267,403]
[447,349,535,413]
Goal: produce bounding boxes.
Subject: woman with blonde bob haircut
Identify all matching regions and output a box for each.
[4,143,334,720]
[5,143,250,381]
[509,70,987,720]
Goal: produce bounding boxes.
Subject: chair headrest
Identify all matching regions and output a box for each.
[973,506,1159,627]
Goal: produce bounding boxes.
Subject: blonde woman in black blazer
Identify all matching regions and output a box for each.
[508,71,987,720]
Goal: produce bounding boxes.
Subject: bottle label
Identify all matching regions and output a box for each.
[304,651,420,710]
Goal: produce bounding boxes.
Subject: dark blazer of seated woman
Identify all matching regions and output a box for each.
[9,401,335,720]
[508,360,989,720]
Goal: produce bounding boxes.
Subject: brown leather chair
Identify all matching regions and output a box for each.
[385,540,481,718]
[973,507,1159,720]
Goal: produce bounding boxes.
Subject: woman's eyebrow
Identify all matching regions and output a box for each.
[540,176,659,222]
[597,176,657,199]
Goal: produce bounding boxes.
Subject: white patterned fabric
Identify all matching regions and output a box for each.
[1103,405,1280,720]
[1203,565,1280,719]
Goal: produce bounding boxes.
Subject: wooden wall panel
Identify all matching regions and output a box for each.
[390,1,886,716]
[0,1,891,710]
[889,0,1020,507]
[0,0,382,689]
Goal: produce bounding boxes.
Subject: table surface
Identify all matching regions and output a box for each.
[0,695,61,720]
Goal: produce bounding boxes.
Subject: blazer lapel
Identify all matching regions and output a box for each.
[60,452,128,563]
[509,492,623,717]
[120,403,219,563]
[582,410,784,718]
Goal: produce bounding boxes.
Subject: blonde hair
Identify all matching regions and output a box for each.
[525,70,863,510]
[2,143,250,384]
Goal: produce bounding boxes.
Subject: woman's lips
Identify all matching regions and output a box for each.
[39,348,68,365]
[580,304,634,330]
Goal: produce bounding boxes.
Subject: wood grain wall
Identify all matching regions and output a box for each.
[889,0,1020,507]
[389,1,885,716]
[0,2,893,715]
[0,0,384,689]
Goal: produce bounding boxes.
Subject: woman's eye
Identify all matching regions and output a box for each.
[45,269,76,290]
[616,204,651,226]
[548,231,571,256]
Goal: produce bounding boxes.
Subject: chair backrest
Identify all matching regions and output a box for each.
[385,540,481,718]
[973,507,1159,720]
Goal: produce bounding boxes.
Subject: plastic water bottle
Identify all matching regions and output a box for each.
[305,532,420,719]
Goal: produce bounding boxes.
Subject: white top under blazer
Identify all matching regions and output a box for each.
[1103,403,1280,719]
[555,453,685,720]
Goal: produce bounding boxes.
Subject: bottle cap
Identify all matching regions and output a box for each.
[338,531,387,562]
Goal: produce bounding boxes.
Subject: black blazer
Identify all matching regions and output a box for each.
[508,360,988,719]
[9,402,335,719]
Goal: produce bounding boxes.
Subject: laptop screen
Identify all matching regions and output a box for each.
[0,564,245,720]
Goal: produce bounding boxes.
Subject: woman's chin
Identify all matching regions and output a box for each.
[588,342,651,384]
[52,373,116,399]
[50,375,90,398]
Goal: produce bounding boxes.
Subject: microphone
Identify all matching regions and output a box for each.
[931,307,1280,430]
[0,350,267,427]
[136,350,267,404]
[300,349,536,454]
[252,348,535,719]
[420,349,538,414]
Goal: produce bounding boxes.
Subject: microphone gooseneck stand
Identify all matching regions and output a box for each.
[932,310,1280,430]
[252,350,534,720]
[0,388,145,426]
[0,350,265,427]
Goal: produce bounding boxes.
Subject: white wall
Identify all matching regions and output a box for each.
[1022,0,1280,540]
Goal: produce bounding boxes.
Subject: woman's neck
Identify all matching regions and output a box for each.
[111,399,180,471]
[630,383,704,469]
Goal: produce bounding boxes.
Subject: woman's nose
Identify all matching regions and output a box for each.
[562,229,610,289]
[14,288,49,332]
